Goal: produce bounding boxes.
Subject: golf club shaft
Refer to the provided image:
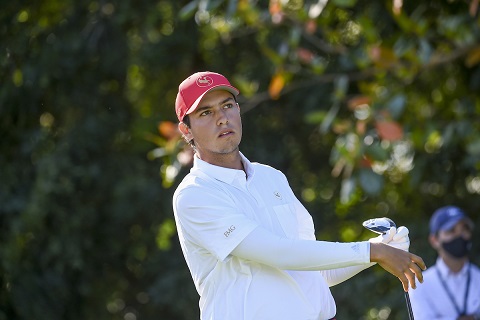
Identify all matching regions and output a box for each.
[405,291,414,320]
[363,218,415,320]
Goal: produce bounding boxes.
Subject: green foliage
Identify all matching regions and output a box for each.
[1,0,480,319]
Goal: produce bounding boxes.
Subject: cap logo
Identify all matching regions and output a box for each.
[448,210,457,216]
[196,76,213,87]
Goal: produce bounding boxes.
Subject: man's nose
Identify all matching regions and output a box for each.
[217,109,229,125]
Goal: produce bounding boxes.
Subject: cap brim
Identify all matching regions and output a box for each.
[185,85,239,117]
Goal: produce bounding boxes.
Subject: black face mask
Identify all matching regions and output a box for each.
[441,236,472,258]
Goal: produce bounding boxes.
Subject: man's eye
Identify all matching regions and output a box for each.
[224,103,234,109]
[200,110,211,116]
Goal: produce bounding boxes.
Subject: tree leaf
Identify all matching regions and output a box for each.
[358,168,384,195]
[376,120,404,141]
[268,72,286,100]
[179,0,199,20]
[466,46,480,67]
[386,94,406,119]
[332,0,357,8]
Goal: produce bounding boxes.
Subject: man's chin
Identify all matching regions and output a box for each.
[217,145,240,155]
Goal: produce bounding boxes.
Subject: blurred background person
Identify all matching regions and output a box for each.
[410,206,480,320]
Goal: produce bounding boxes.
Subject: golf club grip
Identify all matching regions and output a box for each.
[404,291,414,320]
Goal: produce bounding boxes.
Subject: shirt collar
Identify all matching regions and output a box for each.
[436,257,470,278]
[191,152,254,185]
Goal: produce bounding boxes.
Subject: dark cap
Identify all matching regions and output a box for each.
[429,206,474,235]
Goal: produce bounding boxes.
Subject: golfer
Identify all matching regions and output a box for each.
[172,71,426,320]
[409,206,480,319]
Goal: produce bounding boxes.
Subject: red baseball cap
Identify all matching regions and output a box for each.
[175,71,240,121]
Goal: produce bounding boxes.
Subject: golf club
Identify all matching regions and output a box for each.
[363,217,415,320]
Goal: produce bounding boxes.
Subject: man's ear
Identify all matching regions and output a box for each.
[429,234,440,250]
[178,122,193,140]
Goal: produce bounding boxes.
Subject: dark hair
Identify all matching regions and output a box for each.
[183,115,191,127]
[182,115,195,148]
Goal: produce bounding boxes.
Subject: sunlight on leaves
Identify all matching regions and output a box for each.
[156,219,176,251]
[424,130,443,153]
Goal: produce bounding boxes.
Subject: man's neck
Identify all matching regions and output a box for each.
[441,255,468,274]
[196,150,244,171]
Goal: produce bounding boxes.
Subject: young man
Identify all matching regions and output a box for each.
[172,71,426,320]
[409,206,480,320]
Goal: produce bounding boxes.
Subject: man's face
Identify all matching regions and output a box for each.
[437,220,472,243]
[430,220,473,255]
[179,89,242,163]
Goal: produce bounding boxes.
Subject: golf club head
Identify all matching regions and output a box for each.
[362,217,396,234]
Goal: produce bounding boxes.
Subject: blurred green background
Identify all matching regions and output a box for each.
[1,0,480,319]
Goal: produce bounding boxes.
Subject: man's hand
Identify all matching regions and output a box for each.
[370,242,426,292]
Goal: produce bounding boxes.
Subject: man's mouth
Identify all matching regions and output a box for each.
[219,130,233,137]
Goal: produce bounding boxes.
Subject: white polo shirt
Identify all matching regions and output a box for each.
[173,153,370,320]
[409,258,480,319]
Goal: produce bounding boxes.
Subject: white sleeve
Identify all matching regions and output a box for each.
[320,264,375,286]
[231,226,371,270]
